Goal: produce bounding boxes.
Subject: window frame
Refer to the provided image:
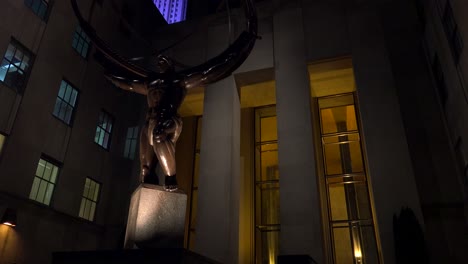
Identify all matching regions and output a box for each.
[94,110,114,150]
[0,38,35,93]
[24,0,52,21]
[78,177,102,222]
[52,79,80,126]
[29,155,61,206]
[123,126,139,160]
[72,25,92,59]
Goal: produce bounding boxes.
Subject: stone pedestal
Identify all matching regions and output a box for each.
[124,184,187,249]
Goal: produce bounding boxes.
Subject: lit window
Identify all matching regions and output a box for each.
[29,158,59,206]
[72,26,91,58]
[316,94,379,264]
[124,126,139,160]
[53,80,79,125]
[0,134,5,155]
[254,106,280,263]
[94,111,114,149]
[79,178,100,221]
[0,40,33,93]
[24,0,49,20]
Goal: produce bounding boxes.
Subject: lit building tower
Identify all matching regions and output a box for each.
[153,0,187,24]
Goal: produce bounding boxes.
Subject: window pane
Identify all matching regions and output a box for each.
[333,227,354,264]
[43,162,52,181]
[70,89,78,106]
[323,136,364,175]
[51,166,58,183]
[64,84,72,102]
[37,180,48,204]
[29,177,40,200]
[260,148,279,181]
[44,183,54,205]
[261,231,279,263]
[89,202,96,221]
[328,182,372,221]
[256,182,280,225]
[0,59,10,81]
[35,159,46,177]
[260,116,277,142]
[93,184,100,201]
[84,199,90,219]
[79,198,85,217]
[20,55,30,71]
[320,105,358,135]
[5,44,15,61]
[13,49,23,64]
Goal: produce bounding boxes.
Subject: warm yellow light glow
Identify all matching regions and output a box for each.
[354,249,362,258]
[2,222,15,227]
[308,57,356,97]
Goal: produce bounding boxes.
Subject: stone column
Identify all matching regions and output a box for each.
[273,4,324,263]
[194,76,240,264]
[348,8,423,264]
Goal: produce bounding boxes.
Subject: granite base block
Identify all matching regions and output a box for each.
[124,184,187,249]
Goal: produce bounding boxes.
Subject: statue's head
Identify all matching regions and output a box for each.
[155,55,174,74]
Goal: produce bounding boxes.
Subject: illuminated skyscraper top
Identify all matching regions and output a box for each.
[153,0,187,24]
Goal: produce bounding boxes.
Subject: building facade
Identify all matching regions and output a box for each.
[0,0,161,263]
[1,0,468,264]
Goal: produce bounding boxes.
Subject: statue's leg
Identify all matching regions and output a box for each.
[139,121,158,184]
[170,116,183,144]
[153,140,177,191]
[153,116,182,191]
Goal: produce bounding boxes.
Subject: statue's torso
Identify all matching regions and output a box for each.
[146,77,186,120]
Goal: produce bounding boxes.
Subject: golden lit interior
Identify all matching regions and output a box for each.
[309,57,379,264]
[255,106,279,264]
[179,86,205,117]
[308,58,356,97]
[178,68,276,117]
[0,134,5,154]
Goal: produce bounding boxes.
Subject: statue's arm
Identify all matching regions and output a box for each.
[105,74,147,95]
[181,0,257,89]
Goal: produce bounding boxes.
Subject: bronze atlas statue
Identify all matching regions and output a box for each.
[71,0,258,191]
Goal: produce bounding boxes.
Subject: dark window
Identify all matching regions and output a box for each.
[94,110,114,149]
[124,126,139,160]
[442,1,464,64]
[24,0,49,20]
[72,26,91,58]
[0,40,33,93]
[432,55,448,106]
[53,80,79,125]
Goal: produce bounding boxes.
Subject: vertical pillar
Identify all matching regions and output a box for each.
[194,76,240,264]
[348,8,423,264]
[273,4,323,263]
